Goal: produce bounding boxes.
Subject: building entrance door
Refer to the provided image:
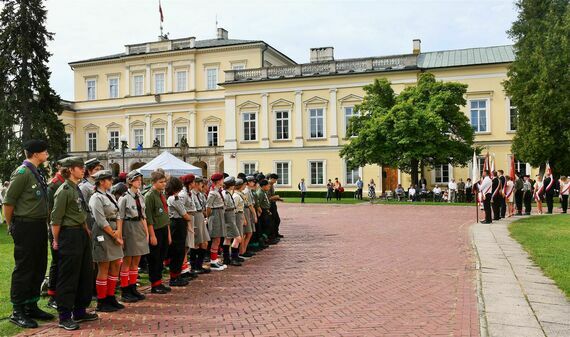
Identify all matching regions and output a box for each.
[382,166,398,192]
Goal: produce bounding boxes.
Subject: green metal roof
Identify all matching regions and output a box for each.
[418,45,514,69]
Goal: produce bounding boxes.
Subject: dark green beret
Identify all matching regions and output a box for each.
[23,139,48,153]
[259,179,269,187]
[194,176,204,183]
[92,170,113,181]
[59,156,84,168]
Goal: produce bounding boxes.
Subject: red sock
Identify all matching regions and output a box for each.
[96,279,107,299]
[210,250,218,261]
[129,269,138,285]
[151,279,162,287]
[120,271,130,288]
[107,276,118,296]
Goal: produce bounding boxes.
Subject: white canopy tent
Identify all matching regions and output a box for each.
[137,151,202,177]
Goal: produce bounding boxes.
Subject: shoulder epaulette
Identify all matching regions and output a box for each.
[63,185,70,190]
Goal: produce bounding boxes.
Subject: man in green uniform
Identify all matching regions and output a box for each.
[2,140,54,328]
[256,179,272,249]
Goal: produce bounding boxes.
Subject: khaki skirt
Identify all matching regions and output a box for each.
[92,221,124,262]
[122,219,150,256]
[208,208,226,238]
[235,212,245,236]
[194,211,210,244]
[244,208,254,234]
[224,210,240,238]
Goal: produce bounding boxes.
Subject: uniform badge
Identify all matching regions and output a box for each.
[17,167,26,174]
[159,208,163,213]
[36,190,41,196]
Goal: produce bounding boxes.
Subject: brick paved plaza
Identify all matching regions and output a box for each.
[22,204,479,337]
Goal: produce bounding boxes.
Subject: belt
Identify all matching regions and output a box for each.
[236,211,244,213]
[13,216,47,223]
[124,217,141,221]
[106,218,117,222]
[225,208,235,212]
[211,207,223,210]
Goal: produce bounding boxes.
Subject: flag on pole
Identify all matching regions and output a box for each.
[483,152,490,173]
[472,151,479,183]
[490,154,495,178]
[159,0,164,22]
[509,155,516,181]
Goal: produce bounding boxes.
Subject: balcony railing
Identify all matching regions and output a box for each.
[225,54,417,82]
[69,146,222,160]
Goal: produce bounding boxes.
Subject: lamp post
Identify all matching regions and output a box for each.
[120,135,128,172]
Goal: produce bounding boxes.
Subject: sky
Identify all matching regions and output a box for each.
[39,0,519,100]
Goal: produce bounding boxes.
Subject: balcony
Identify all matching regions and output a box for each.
[69,146,222,160]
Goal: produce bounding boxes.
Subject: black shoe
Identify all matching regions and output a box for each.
[25,303,55,320]
[73,312,99,323]
[277,234,284,238]
[47,297,58,310]
[131,285,146,300]
[198,267,211,274]
[121,287,139,303]
[169,277,189,287]
[151,286,168,294]
[106,296,125,309]
[96,299,118,312]
[242,251,255,257]
[237,257,245,262]
[58,318,79,331]
[480,220,492,224]
[9,310,38,329]
[229,259,242,266]
[163,284,172,292]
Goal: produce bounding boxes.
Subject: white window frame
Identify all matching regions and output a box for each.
[242,162,257,176]
[154,127,166,146]
[242,111,257,141]
[133,74,144,96]
[468,98,491,133]
[274,109,291,140]
[108,130,120,150]
[308,107,326,139]
[65,133,72,152]
[154,72,165,94]
[344,161,362,186]
[274,161,291,187]
[308,160,326,186]
[232,63,246,70]
[175,70,187,92]
[108,76,119,99]
[432,164,453,184]
[343,106,360,137]
[86,78,96,100]
[506,98,518,132]
[86,131,97,152]
[206,124,219,147]
[132,128,144,147]
[508,155,529,177]
[205,67,219,90]
[175,125,188,145]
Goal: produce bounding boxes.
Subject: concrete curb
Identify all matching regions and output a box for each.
[472,216,570,337]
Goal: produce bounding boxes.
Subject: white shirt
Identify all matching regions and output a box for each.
[433,187,442,194]
[480,176,492,195]
[448,181,457,190]
[408,188,416,196]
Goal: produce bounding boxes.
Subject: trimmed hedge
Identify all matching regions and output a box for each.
[276,190,357,198]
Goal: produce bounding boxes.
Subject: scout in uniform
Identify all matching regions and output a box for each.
[117,170,149,303]
[178,174,198,280]
[206,173,227,271]
[522,175,533,215]
[514,172,524,216]
[222,176,242,266]
[233,179,247,256]
[491,171,502,221]
[559,176,569,213]
[89,170,125,312]
[267,173,283,242]
[166,176,192,287]
[3,140,54,328]
[256,179,273,245]
[145,171,172,294]
[78,158,102,229]
[51,157,99,330]
[480,170,493,224]
[190,176,211,273]
[543,171,556,214]
[237,178,255,258]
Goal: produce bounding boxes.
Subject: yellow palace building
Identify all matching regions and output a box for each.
[61,28,531,193]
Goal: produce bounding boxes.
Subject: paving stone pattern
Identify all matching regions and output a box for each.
[21,204,478,337]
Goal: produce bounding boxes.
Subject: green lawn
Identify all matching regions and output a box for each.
[509,215,570,298]
[283,197,472,206]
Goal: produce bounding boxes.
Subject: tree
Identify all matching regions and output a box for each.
[504,0,570,174]
[340,73,475,186]
[0,0,66,179]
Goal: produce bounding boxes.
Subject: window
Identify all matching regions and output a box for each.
[206,68,218,90]
[470,99,488,132]
[88,132,97,152]
[243,162,256,175]
[309,161,325,185]
[176,126,187,145]
[86,79,96,100]
[176,71,187,92]
[207,125,218,146]
[345,162,359,185]
[275,162,290,186]
[275,110,289,140]
[434,164,450,184]
[309,108,324,138]
[154,128,165,146]
[512,158,528,176]
[344,106,359,136]
[108,131,119,150]
[133,129,144,147]
[478,157,486,177]
[154,73,165,94]
[65,133,72,152]
[243,112,257,141]
[109,77,119,98]
[232,64,245,70]
[133,75,144,96]
[509,104,518,131]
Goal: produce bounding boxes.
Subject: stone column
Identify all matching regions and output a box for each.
[189,110,196,147]
[145,65,151,95]
[189,60,196,91]
[145,114,151,147]
[167,112,173,147]
[167,62,173,93]
[294,90,303,147]
[224,95,238,175]
[329,88,338,146]
[125,66,130,96]
[261,93,269,148]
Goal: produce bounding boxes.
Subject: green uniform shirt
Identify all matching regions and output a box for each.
[256,188,271,210]
[51,179,87,227]
[47,173,65,211]
[144,188,170,229]
[3,164,48,219]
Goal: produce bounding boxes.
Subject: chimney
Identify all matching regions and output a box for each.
[310,47,334,63]
[217,27,228,40]
[413,39,421,55]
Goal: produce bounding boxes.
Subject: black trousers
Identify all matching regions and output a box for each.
[259,209,271,239]
[47,227,59,295]
[270,202,281,237]
[300,192,306,203]
[523,191,532,214]
[500,195,507,217]
[168,218,187,276]
[514,190,523,214]
[492,195,502,220]
[335,189,341,200]
[545,193,554,213]
[10,218,48,306]
[356,188,363,200]
[148,226,169,285]
[466,188,473,203]
[483,193,492,223]
[56,227,92,314]
[561,195,568,213]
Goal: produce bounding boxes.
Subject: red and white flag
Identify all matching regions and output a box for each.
[159,0,164,22]
[509,155,516,181]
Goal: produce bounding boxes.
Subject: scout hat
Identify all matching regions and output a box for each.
[223,176,236,186]
[235,178,244,187]
[111,182,128,196]
[246,175,256,183]
[85,158,101,170]
[194,176,204,183]
[59,156,84,168]
[211,173,224,182]
[92,170,113,181]
[268,173,279,180]
[259,179,269,187]
[126,170,143,182]
[23,139,48,153]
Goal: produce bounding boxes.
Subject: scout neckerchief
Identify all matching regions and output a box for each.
[51,172,64,185]
[22,160,47,196]
[74,183,89,212]
[158,190,168,213]
[224,189,236,208]
[96,189,119,210]
[128,190,143,218]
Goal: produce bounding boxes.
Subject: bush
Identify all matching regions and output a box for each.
[276,190,357,198]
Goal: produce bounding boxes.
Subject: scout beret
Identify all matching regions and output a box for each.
[59,156,84,168]
[223,173,229,178]
[194,176,204,183]
[246,175,256,182]
[181,174,195,185]
[23,139,48,153]
[211,173,224,181]
[118,172,128,182]
[126,170,143,182]
[256,173,266,181]
[92,170,113,181]
[259,179,269,187]
[223,176,236,186]
[237,173,246,180]
[111,182,128,196]
[235,178,244,186]
[268,173,279,179]
[85,158,101,169]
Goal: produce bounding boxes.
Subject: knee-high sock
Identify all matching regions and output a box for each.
[107,275,118,296]
[96,278,107,299]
